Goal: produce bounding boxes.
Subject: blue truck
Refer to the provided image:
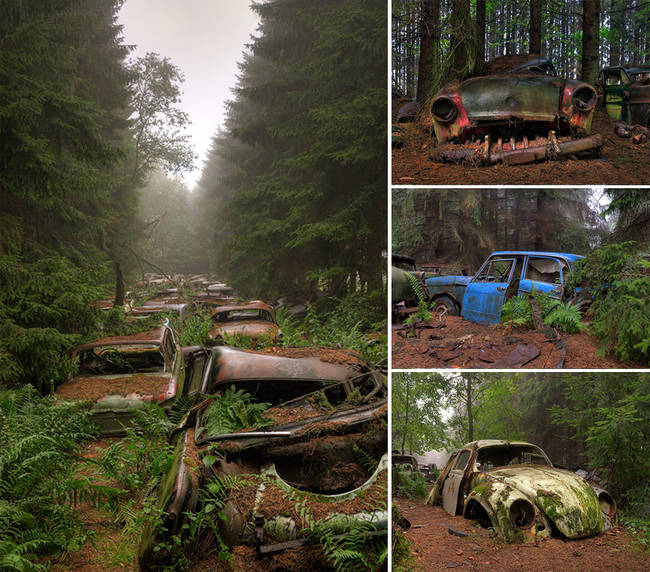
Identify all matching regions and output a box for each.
[425,251,584,325]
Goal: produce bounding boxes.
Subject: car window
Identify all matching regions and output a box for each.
[453,450,472,470]
[474,258,515,283]
[477,445,551,469]
[525,257,563,284]
[77,345,165,375]
[602,69,628,85]
[164,333,176,368]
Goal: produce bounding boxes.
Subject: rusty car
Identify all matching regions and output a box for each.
[426,440,616,543]
[425,250,584,325]
[430,55,602,164]
[138,347,387,567]
[55,323,189,436]
[208,300,282,345]
[600,64,650,126]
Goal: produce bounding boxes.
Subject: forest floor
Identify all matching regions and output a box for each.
[50,439,139,572]
[392,107,649,185]
[395,497,650,572]
[391,315,640,369]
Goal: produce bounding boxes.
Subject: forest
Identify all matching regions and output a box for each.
[0,0,387,570]
[392,188,650,368]
[392,371,650,570]
[392,0,650,184]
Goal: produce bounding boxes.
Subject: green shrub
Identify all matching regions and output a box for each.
[0,386,111,568]
[571,243,650,364]
[393,465,428,499]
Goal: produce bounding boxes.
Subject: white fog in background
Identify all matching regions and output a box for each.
[118,0,260,189]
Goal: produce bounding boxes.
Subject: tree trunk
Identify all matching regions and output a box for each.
[401,376,410,454]
[451,0,471,80]
[417,0,439,103]
[610,0,624,66]
[466,375,474,441]
[113,260,125,307]
[530,0,542,54]
[476,0,486,72]
[581,0,600,84]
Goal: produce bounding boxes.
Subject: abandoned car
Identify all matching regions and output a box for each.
[209,301,282,345]
[55,323,190,436]
[138,347,387,567]
[427,440,616,543]
[600,64,650,126]
[430,56,602,164]
[425,250,584,325]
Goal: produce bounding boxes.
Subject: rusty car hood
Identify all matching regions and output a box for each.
[460,74,564,122]
[484,465,602,538]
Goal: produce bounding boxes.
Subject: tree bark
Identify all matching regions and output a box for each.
[476,0,486,72]
[417,0,440,103]
[581,0,600,84]
[451,0,471,80]
[530,0,542,54]
[466,375,474,441]
[113,261,125,307]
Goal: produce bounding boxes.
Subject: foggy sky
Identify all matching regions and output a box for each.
[118,1,260,189]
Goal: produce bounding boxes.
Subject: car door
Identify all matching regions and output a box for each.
[461,257,517,324]
[601,68,630,121]
[518,256,566,299]
[441,448,473,516]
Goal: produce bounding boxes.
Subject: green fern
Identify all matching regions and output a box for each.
[405,271,427,302]
[198,387,272,438]
[543,301,584,333]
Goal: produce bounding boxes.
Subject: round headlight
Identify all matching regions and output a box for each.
[598,491,616,517]
[573,85,597,111]
[432,96,458,123]
[509,499,535,529]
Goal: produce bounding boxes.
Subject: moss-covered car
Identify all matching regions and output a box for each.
[600,64,650,126]
[431,56,602,164]
[427,440,616,543]
[55,323,189,436]
[138,347,387,568]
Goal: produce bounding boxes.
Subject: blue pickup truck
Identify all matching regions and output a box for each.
[425,251,584,325]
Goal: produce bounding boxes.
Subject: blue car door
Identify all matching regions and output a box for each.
[518,256,566,299]
[461,257,517,324]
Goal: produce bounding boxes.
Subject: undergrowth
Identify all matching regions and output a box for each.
[570,242,650,364]
[500,288,583,333]
[0,386,108,570]
[393,464,428,499]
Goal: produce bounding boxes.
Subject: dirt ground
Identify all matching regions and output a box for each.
[391,316,641,369]
[392,107,649,185]
[395,497,650,572]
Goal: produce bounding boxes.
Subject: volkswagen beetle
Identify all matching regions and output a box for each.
[427,440,616,543]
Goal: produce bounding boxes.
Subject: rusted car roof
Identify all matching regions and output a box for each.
[73,327,166,351]
[211,347,355,386]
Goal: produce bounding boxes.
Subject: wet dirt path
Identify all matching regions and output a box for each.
[395,497,649,572]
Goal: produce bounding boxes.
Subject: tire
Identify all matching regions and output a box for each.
[431,295,459,317]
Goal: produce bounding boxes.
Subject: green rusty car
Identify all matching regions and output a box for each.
[430,56,602,164]
[600,64,650,126]
[427,440,616,543]
[138,347,388,567]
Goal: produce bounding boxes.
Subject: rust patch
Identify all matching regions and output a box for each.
[247,346,366,367]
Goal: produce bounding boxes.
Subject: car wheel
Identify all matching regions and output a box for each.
[431,295,459,318]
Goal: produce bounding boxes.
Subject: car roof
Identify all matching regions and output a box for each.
[452,440,543,453]
[489,251,584,263]
[602,64,650,74]
[74,326,167,351]
[211,346,354,385]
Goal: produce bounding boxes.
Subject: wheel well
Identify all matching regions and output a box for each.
[430,293,460,310]
[464,497,493,527]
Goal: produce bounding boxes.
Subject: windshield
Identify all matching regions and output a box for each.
[77,344,166,375]
[477,444,551,470]
[213,309,272,323]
